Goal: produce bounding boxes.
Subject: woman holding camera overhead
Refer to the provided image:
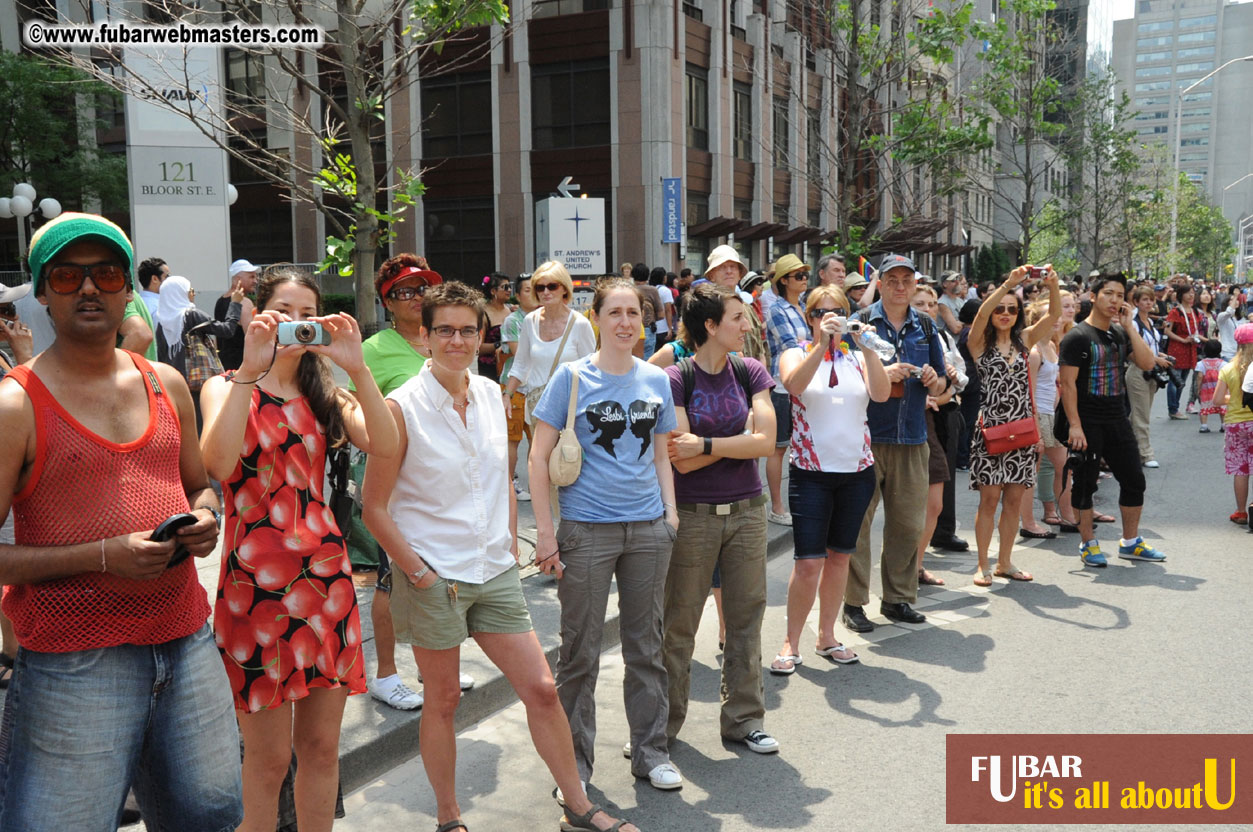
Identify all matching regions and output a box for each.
[967,266,1060,586]
[1164,282,1202,420]
[199,266,399,832]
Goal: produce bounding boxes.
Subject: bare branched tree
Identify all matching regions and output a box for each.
[47,0,509,325]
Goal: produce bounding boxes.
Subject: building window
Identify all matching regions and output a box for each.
[225,49,265,117]
[1179,122,1209,133]
[733,82,752,161]
[1177,30,1215,43]
[1181,91,1211,103]
[772,98,789,168]
[421,71,492,158]
[1179,15,1216,28]
[422,197,496,282]
[1136,36,1171,48]
[1136,20,1172,34]
[1135,96,1169,107]
[733,198,752,220]
[1135,66,1171,78]
[1134,111,1168,121]
[1177,46,1214,59]
[1180,138,1209,147]
[1175,62,1213,74]
[1136,125,1168,135]
[682,0,704,22]
[1181,107,1211,118]
[229,205,293,264]
[531,0,610,17]
[1135,51,1170,63]
[532,59,610,150]
[686,66,708,150]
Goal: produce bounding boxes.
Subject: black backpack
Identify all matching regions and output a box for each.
[676,354,754,413]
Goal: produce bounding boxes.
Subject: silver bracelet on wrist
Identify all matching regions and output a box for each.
[411,564,431,581]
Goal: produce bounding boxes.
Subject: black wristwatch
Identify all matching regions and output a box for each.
[205,506,223,529]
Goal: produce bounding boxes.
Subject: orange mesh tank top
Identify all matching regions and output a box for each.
[2,353,210,652]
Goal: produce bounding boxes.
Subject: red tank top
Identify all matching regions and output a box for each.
[2,353,210,652]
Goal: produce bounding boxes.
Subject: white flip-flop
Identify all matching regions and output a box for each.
[769,654,802,675]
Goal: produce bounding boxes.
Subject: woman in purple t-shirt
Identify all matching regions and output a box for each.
[662,284,778,754]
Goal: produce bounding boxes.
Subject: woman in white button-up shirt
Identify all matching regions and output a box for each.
[362,281,638,832]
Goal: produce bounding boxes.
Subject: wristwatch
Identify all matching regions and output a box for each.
[205,506,223,529]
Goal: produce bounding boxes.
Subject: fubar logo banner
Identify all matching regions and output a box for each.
[946,734,1250,824]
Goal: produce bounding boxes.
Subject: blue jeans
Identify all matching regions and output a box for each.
[1166,367,1191,415]
[643,328,657,359]
[0,624,243,832]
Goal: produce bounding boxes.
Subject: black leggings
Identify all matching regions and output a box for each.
[1069,418,1145,511]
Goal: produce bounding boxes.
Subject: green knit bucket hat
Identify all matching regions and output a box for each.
[27,212,134,294]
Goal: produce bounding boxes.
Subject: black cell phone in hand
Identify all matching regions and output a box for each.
[150,512,199,569]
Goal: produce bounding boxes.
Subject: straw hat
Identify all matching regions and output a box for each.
[705,245,748,278]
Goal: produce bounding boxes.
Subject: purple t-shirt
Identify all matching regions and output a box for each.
[666,357,773,503]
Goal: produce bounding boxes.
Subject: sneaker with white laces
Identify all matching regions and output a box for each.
[738,730,780,754]
[369,674,423,710]
[514,477,531,502]
[646,762,683,790]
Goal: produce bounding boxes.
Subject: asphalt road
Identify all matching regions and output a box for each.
[337,400,1246,832]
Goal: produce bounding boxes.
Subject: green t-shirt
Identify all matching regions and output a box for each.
[350,327,426,396]
[122,298,159,361]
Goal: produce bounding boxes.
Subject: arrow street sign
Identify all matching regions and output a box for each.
[557,176,580,198]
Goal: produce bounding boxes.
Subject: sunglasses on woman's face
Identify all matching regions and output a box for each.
[45,263,129,295]
[993,304,1018,316]
[534,283,563,294]
[387,285,428,301]
[809,307,843,318]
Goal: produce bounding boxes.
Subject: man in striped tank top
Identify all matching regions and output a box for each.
[0,214,242,831]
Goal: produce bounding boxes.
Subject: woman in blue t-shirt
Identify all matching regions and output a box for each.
[529,278,683,793]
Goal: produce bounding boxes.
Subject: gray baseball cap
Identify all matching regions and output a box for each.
[877,254,916,276]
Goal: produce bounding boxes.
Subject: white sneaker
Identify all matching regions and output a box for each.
[417,672,476,691]
[740,729,780,754]
[1143,460,1160,469]
[647,762,683,790]
[514,477,531,502]
[768,511,792,526]
[369,675,423,710]
[622,740,632,759]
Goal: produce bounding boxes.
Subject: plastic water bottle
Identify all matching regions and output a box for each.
[836,317,896,361]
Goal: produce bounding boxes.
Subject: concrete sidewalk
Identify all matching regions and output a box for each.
[191,475,798,794]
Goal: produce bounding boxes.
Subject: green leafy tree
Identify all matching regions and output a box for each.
[1026,199,1078,275]
[974,241,1012,284]
[0,52,128,215]
[777,0,990,253]
[53,0,509,327]
[1064,67,1140,274]
[965,0,1075,259]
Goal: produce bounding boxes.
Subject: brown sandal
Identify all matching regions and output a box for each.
[918,569,945,586]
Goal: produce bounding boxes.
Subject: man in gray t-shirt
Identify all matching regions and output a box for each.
[937,271,966,335]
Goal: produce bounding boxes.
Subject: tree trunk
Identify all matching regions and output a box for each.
[337,0,379,329]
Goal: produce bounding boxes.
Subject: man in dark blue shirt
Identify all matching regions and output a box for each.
[844,255,947,631]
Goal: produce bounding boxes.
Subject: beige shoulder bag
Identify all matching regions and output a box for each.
[547,368,583,486]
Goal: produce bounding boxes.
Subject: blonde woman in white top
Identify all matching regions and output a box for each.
[503,260,596,423]
[363,282,639,832]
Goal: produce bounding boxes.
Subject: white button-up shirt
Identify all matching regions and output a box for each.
[386,364,515,584]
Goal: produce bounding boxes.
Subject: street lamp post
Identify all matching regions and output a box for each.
[0,183,63,277]
[1169,55,1253,265]
[1240,216,1253,284]
[1222,173,1253,219]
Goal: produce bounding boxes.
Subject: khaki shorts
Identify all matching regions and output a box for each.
[390,564,533,650]
[505,389,531,443]
[1037,411,1059,449]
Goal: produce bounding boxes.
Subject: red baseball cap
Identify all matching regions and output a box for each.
[380,266,442,299]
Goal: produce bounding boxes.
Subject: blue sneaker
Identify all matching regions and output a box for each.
[1118,539,1166,562]
[1079,541,1107,568]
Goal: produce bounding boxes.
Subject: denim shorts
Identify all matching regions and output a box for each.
[788,466,877,556]
[0,624,243,832]
[771,390,793,448]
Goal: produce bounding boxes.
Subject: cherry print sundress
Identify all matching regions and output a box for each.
[214,386,366,713]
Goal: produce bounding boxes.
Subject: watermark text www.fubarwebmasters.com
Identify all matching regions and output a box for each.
[23,20,324,48]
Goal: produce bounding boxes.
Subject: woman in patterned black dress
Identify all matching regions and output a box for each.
[967,265,1061,586]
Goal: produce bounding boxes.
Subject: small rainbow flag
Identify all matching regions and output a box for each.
[858,256,873,280]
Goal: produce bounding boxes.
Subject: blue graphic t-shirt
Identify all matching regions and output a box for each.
[534,356,678,522]
[1059,321,1129,424]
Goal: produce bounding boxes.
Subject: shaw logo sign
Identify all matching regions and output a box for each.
[946,735,1249,824]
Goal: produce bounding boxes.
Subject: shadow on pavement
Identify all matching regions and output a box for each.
[989,580,1133,630]
[820,662,958,728]
[867,624,994,673]
[651,740,832,830]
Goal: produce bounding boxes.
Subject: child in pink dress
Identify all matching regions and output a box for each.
[1198,339,1225,433]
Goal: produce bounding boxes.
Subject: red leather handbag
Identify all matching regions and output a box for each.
[978,351,1039,454]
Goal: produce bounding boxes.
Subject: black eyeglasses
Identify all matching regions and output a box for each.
[431,325,480,340]
[45,263,128,295]
[387,285,428,301]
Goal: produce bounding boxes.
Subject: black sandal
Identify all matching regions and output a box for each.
[561,803,632,832]
[436,821,468,832]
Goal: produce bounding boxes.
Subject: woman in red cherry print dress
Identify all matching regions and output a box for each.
[199,265,398,832]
